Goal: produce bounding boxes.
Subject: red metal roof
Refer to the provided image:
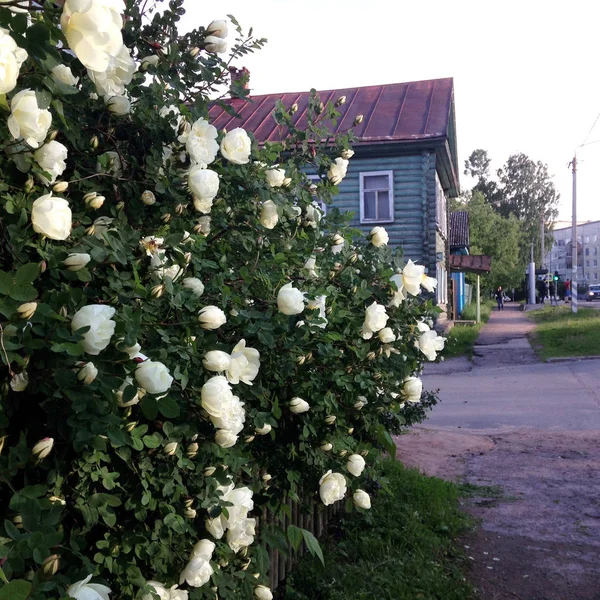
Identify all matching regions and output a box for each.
[209,77,454,145]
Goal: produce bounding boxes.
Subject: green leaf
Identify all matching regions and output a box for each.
[15,264,39,285]
[9,285,37,302]
[301,528,325,565]
[287,524,303,551]
[140,396,158,420]
[376,427,397,458]
[0,580,32,600]
[157,396,179,418]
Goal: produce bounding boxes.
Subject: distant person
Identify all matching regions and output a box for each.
[495,286,504,311]
[549,281,558,306]
[537,279,548,305]
[564,279,571,302]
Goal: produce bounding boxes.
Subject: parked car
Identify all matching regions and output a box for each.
[586,284,600,301]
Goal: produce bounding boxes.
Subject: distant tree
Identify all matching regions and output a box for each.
[463,149,500,206]
[460,191,525,294]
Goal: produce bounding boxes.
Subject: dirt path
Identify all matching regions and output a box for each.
[403,305,600,599]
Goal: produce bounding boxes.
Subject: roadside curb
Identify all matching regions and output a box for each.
[545,355,600,364]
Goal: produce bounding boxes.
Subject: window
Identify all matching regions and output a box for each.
[595,273,599,280]
[306,175,327,215]
[585,248,590,256]
[558,239,565,247]
[586,260,590,267]
[595,260,598,267]
[594,248,598,256]
[359,171,393,223]
[594,235,598,242]
[585,236,590,243]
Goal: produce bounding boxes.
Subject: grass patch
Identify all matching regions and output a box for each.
[529,306,600,359]
[444,300,495,358]
[457,482,504,499]
[279,459,475,600]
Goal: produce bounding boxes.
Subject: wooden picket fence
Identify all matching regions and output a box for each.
[259,497,342,591]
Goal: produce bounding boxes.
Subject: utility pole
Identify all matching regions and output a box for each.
[540,217,545,269]
[570,155,578,314]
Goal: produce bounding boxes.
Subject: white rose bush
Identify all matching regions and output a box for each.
[0,3,443,600]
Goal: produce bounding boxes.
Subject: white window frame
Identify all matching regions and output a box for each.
[359,171,394,224]
[307,174,327,215]
[435,175,448,238]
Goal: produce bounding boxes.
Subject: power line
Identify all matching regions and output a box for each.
[581,110,600,147]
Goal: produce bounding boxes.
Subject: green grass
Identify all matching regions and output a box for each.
[279,459,475,600]
[444,300,495,358]
[529,306,600,359]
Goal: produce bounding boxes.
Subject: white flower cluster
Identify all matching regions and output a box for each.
[389,259,438,307]
[201,376,245,447]
[206,481,256,552]
[203,339,260,385]
[414,320,446,361]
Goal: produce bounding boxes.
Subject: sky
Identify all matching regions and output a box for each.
[180,0,600,223]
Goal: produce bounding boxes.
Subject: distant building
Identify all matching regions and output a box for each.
[546,221,600,284]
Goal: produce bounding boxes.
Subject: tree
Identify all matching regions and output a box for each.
[454,192,524,294]
[0,2,443,599]
[496,153,559,263]
[463,149,500,206]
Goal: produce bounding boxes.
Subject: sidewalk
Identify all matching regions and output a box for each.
[471,304,538,368]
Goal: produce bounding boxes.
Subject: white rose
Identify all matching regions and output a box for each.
[89,44,136,98]
[71,304,116,355]
[0,0,28,13]
[66,575,111,600]
[116,340,141,359]
[201,376,234,418]
[346,454,366,477]
[389,274,406,307]
[331,233,345,255]
[265,166,286,188]
[421,274,438,292]
[0,28,27,94]
[354,396,367,410]
[114,377,140,407]
[192,539,216,560]
[304,256,318,278]
[179,555,214,588]
[227,339,260,385]
[220,128,251,164]
[63,253,91,272]
[141,190,156,205]
[10,371,29,392]
[32,437,54,461]
[8,89,52,148]
[142,581,170,600]
[106,95,130,115]
[340,148,354,160]
[33,141,68,184]
[304,204,321,228]
[361,302,388,338]
[205,515,225,539]
[353,489,371,509]
[226,517,256,552]
[183,277,205,296]
[210,394,245,434]
[255,423,272,435]
[198,305,226,330]
[186,117,218,167]
[277,282,305,315]
[203,350,231,372]
[402,376,423,403]
[215,429,238,448]
[327,157,348,185]
[319,442,333,452]
[402,260,426,296]
[306,295,327,329]
[51,64,79,87]
[416,329,443,361]
[140,54,159,70]
[378,327,396,343]
[370,226,389,247]
[61,0,124,72]
[76,362,98,385]
[206,19,228,38]
[254,585,273,600]
[260,199,278,229]
[289,397,310,414]
[319,470,347,506]
[204,35,227,53]
[189,166,219,202]
[135,360,173,394]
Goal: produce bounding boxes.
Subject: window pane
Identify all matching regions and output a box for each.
[377,191,390,220]
[364,192,376,219]
[364,175,389,190]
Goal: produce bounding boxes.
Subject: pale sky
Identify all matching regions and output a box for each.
[180,0,600,223]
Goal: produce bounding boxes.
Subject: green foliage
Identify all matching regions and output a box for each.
[0,2,440,599]
[453,191,524,293]
[280,459,475,600]
[529,307,600,359]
